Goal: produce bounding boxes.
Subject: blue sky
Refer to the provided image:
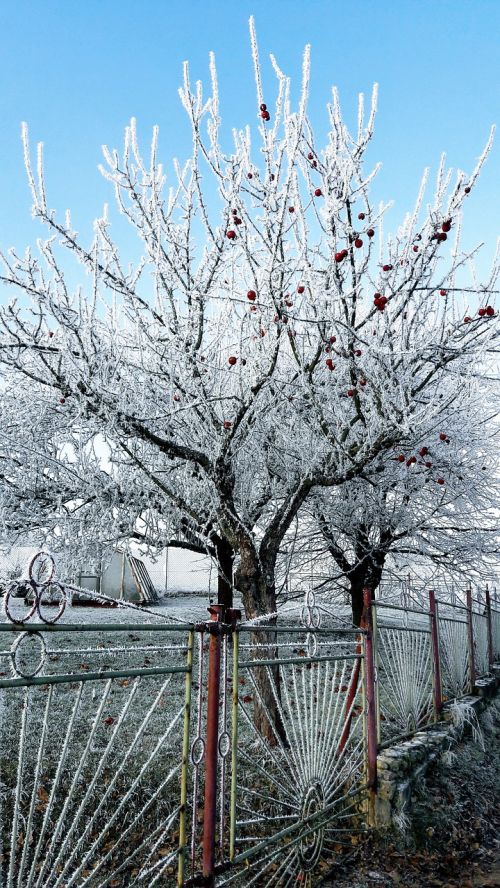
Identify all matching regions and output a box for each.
[0,0,498,279]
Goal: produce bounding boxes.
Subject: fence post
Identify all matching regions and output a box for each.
[362,588,378,823]
[485,585,494,671]
[178,629,194,887]
[428,590,443,718]
[202,605,224,885]
[466,587,476,692]
[371,597,381,744]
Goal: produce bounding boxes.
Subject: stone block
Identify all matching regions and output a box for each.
[377,780,396,801]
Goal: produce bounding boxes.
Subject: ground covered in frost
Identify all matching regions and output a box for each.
[322,699,500,888]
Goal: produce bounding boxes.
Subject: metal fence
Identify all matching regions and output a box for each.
[0,556,498,887]
[0,555,378,888]
[372,584,498,747]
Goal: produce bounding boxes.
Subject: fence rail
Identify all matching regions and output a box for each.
[0,554,498,887]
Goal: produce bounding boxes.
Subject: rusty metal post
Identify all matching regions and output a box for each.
[338,645,361,755]
[428,590,443,718]
[466,587,476,692]
[485,585,494,671]
[202,605,224,884]
[362,588,378,822]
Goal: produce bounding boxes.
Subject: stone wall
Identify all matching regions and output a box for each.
[374,672,499,828]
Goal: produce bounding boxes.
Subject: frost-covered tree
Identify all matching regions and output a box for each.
[0,19,498,632]
[300,389,500,623]
[0,370,236,600]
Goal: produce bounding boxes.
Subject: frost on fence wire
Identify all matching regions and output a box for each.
[492,606,500,660]
[437,605,470,698]
[471,605,489,678]
[374,603,433,741]
[0,552,194,888]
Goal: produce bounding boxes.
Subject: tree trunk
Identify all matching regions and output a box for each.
[234,549,287,746]
[349,554,386,626]
[214,536,234,610]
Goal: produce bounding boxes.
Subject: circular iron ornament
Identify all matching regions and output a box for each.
[306,632,318,658]
[301,588,321,630]
[297,781,326,871]
[29,551,56,586]
[3,580,38,625]
[190,736,205,766]
[36,582,67,625]
[218,731,231,758]
[10,631,47,679]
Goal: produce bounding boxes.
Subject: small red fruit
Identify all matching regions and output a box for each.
[478,308,486,317]
[413,246,419,252]
[439,433,447,441]
[354,238,363,248]
[440,289,447,296]
[398,455,405,463]
[359,379,367,386]
[173,395,180,402]
[347,389,355,397]
[354,349,362,356]
[59,398,65,404]
[48,331,54,338]
[261,110,270,121]
[425,461,432,469]
[314,188,322,197]
[464,186,471,193]
[226,230,236,239]
[307,152,314,160]
[437,232,447,242]
[247,289,257,301]
[228,356,237,366]
[297,285,305,294]
[442,220,452,232]
[382,264,393,272]
[486,306,495,317]
[326,358,335,370]
[335,252,345,263]
[223,421,232,430]
[437,478,445,485]
[234,217,242,225]
[358,212,365,220]
[419,447,429,457]
[330,335,336,343]
[288,206,295,213]
[259,329,266,337]
[464,316,471,323]
[247,172,253,179]
[104,717,115,726]
[250,306,257,312]
[260,103,267,112]
[366,228,375,237]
